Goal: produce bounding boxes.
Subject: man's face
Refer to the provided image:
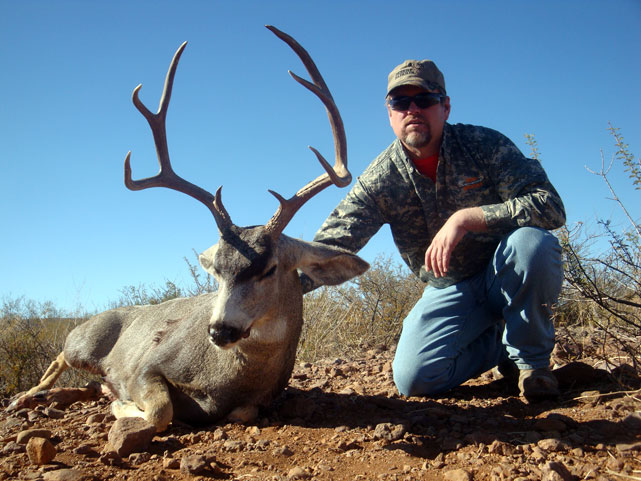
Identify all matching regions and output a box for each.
[387,85,450,158]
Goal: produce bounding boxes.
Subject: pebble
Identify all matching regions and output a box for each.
[129,451,151,465]
[162,457,180,469]
[107,417,156,457]
[537,438,567,452]
[43,407,65,419]
[487,440,511,455]
[272,445,294,457]
[42,469,95,481]
[577,391,601,404]
[17,429,53,444]
[2,441,24,454]
[443,468,472,481]
[180,454,207,475]
[222,439,246,452]
[86,413,105,424]
[541,461,573,481]
[287,466,311,479]
[530,445,547,463]
[26,437,56,465]
[212,427,228,441]
[373,422,406,441]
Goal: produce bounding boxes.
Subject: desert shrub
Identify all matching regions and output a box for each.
[111,280,185,308]
[110,250,217,308]
[556,125,640,373]
[299,255,424,362]
[0,297,90,397]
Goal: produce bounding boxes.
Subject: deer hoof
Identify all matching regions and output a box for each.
[227,405,258,423]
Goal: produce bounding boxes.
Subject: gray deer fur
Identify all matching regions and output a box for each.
[15,27,368,432]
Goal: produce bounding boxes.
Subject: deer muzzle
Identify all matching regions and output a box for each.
[208,323,251,348]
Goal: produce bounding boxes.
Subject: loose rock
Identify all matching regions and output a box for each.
[288,466,311,479]
[444,468,473,481]
[26,437,56,465]
[541,461,573,481]
[129,451,151,465]
[42,469,96,481]
[373,422,406,441]
[537,438,567,452]
[107,417,156,457]
[17,428,53,444]
[180,454,208,475]
[44,407,66,419]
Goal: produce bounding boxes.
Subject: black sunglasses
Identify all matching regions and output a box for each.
[388,92,444,111]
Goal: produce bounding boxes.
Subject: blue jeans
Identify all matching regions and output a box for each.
[392,227,563,397]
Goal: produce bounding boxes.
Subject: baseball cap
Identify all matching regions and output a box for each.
[386,59,446,96]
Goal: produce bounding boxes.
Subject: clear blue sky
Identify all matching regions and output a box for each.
[1,0,639,314]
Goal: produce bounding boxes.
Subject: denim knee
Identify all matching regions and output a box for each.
[501,227,562,278]
[492,227,562,369]
[392,356,453,397]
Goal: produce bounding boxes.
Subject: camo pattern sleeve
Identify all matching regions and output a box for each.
[301,142,418,293]
[300,175,385,293]
[463,126,566,233]
[305,124,566,291]
[312,176,386,254]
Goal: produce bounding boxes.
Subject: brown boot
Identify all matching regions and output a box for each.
[492,359,519,383]
[518,368,559,402]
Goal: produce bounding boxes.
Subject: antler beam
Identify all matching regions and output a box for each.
[124,42,232,232]
[124,28,350,240]
[264,25,351,239]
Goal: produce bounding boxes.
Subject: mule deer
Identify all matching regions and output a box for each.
[14,26,368,432]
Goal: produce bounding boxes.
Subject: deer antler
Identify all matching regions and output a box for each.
[264,25,351,240]
[124,29,350,238]
[124,42,232,232]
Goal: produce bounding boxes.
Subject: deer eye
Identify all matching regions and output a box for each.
[260,265,277,281]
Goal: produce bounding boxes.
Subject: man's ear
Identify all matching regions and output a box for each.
[294,240,369,287]
[442,95,451,120]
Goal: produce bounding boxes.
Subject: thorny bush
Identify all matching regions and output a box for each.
[556,125,640,377]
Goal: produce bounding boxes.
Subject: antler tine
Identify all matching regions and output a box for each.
[264,25,351,239]
[124,41,232,232]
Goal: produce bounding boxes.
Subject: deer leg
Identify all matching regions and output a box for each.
[113,376,173,432]
[25,352,69,396]
[7,352,72,411]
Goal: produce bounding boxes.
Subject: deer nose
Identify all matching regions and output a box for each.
[208,323,249,347]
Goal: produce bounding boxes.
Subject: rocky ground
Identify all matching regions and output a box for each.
[1,341,641,481]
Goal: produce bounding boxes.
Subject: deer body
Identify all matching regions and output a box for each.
[61,228,364,430]
[14,27,367,432]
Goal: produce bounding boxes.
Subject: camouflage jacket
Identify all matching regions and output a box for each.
[305,122,566,292]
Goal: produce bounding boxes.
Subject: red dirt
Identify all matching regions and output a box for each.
[2,344,640,481]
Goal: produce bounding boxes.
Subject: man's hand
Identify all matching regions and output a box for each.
[425,207,487,277]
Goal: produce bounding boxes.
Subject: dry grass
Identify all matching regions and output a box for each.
[298,255,423,362]
[0,297,91,396]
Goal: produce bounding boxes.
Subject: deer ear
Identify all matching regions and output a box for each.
[199,244,219,274]
[296,241,369,287]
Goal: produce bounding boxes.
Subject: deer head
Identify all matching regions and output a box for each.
[124,26,365,348]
